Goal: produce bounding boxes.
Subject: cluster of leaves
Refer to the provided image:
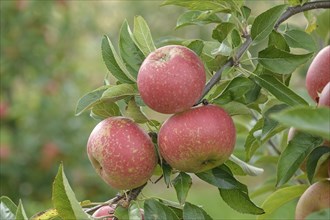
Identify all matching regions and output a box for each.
[2,0,329,219]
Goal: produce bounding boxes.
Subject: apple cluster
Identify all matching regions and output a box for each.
[86,45,236,192]
[138,45,236,173]
[294,46,330,220]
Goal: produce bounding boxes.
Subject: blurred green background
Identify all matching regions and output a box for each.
[0,0,329,219]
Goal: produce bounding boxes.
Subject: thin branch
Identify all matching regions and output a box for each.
[196,1,330,103]
[274,1,330,30]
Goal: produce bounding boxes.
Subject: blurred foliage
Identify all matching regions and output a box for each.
[0,0,329,218]
[0,0,192,215]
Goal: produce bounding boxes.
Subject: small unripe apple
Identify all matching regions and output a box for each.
[137,45,206,114]
[87,117,157,190]
[92,205,115,220]
[305,46,330,102]
[158,104,236,173]
[295,180,330,220]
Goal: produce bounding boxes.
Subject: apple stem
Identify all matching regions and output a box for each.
[196,0,330,105]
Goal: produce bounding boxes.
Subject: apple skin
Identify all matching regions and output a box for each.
[87,117,157,190]
[305,46,330,102]
[295,180,330,220]
[92,205,115,220]
[318,82,330,107]
[137,45,206,114]
[158,104,236,173]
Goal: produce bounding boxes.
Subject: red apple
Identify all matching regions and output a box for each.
[295,180,330,220]
[87,117,157,190]
[137,45,206,114]
[305,46,330,102]
[0,101,9,119]
[92,205,115,220]
[40,141,61,170]
[318,82,330,107]
[158,104,236,173]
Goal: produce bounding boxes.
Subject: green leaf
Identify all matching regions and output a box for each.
[162,162,173,187]
[119,20,145,79]
[271,107,330,140]
[101,35,135,83]
[90,101,121,120]
[172,172,192,205]
[0,196,17,220]
[256,185,308,220]
[306,209,330,220]
[262,104,288,140]
[133,16,156,56]
[212,22,235,43]
[220,101,251,116]
[231,29,241,48]
[241,6,251,20]
[306,146,330,183]
[30,208,60,220]
[268,30,289,51]
[219,188,264,215]
[162,0,232,11]
[15,200,28,220]
[251,4,287,43]
[126,98,149,123]
[283,29,317,52]
[114,205,129,220]
[185,40,204,56]
[244,118,264,161]
[75,86,110,116]
[229,155,264,176]
[213,76,256,105]
[101,83,138,101]
[288,0,302,6]
[258,46,313,74]
[253,74,308,106]
[144,199,180,220]
[196,165,247,192]
[158,199,183,219]
[304,10,317,33]
[176,10,221,29]
[183,202,212,220]
[276,132,323,186]
[52,164,90,220]
[129,201,144,220]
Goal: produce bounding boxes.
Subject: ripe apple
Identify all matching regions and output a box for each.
[87,117,157,190]
[158,104,236,173]
[0,101,9,120]
[40,141,61,170]
[137,45,206,114]
[318,82,330,107]
[295,180,330,220]
[92,205,115,220]
[305,46,330,102]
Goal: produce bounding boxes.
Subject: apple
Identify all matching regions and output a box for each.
[0,101,9,119]
[92,205,115,220]
[318,82,330,107]
[40,141,61,170]
[137,45,206,114]
[87,117,157,190]
[295,180,330,220]
[158,104,236,173]
[305,46,330,102]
